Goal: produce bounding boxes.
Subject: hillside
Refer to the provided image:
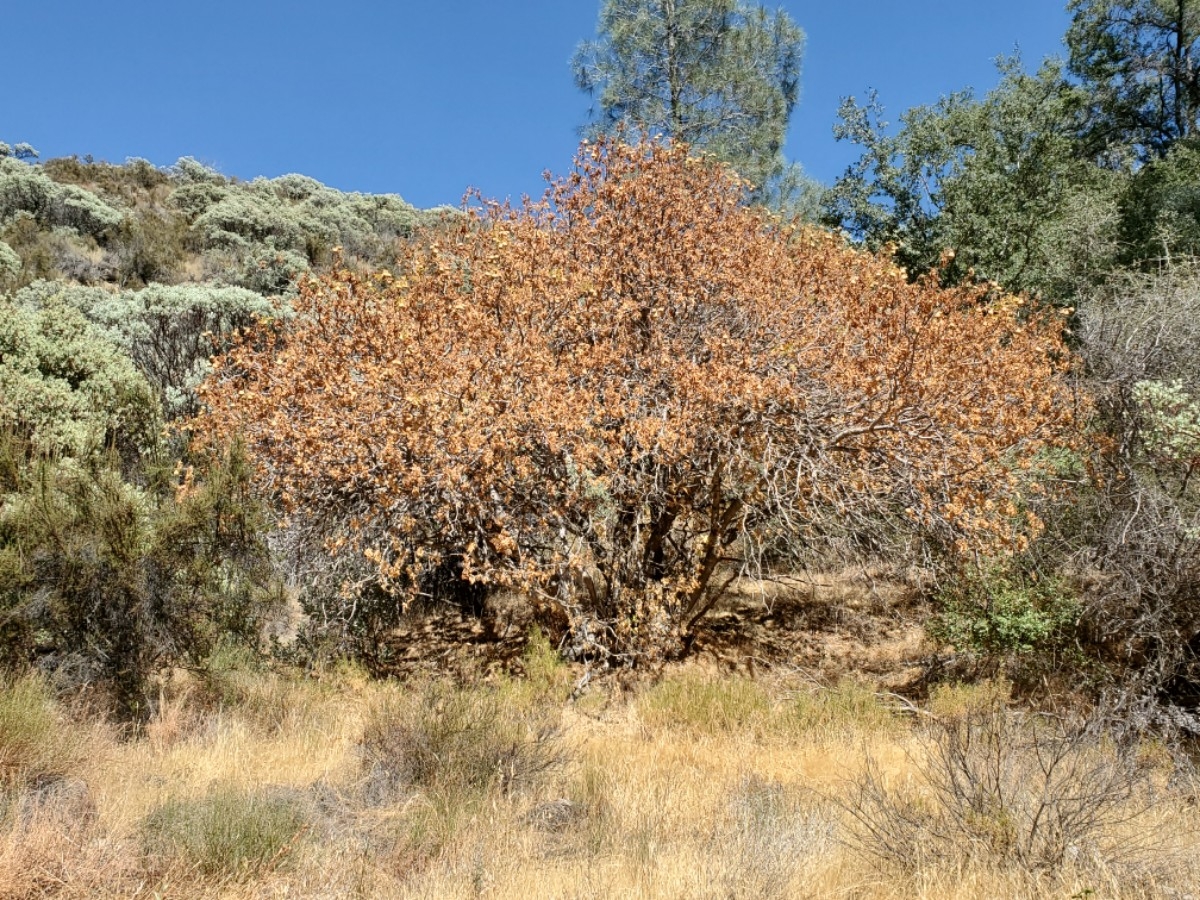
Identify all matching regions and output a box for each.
[0,142,449,298]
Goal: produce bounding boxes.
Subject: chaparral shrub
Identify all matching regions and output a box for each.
[195,137,1077,661]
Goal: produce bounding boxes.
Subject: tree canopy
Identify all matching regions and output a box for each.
[195,137,1077,659]
[1067,0,1200,160]
[823,59,1121,300]
[573,0,809,209]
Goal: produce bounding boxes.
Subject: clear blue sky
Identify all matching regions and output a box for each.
[1,1,1071,209]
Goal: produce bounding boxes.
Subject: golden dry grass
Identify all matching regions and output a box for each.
[1,663,1197,899]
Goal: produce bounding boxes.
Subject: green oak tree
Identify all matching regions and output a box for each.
[823,58,1123,300]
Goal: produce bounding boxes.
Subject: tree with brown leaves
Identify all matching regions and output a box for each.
[195,137,1077,661]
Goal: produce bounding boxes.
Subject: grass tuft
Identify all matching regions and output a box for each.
[360,679,564,803]
[0,675,84,789]
[638,672,772,736]
[141,785,309,879]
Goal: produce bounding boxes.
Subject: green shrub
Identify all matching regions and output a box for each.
[0,157,52,222]
[171,178,228,223]
[142,786,308,878]
[48,183,124,237]
[12,279,279,419]
[929,566,1079,658]
[192,191,317,252]
[109,208,187,286]
[1132,378,1200,469]
[42,155,171,202]
[233,246,309,296]
[0,212,87,286]
[0,156,123,239]
[0,440,277,716]
[170,162,428,271]
[0,296,159,459]
[0,239,18,284]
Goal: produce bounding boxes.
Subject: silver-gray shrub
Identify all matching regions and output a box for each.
[0,295,158,458]
[170,164,427,268]
[0,240,18,282]
[12,280,278,419]
[0,157,124,239]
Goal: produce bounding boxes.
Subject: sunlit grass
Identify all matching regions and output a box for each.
[0,660,1196,899]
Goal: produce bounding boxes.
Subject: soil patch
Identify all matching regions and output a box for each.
[375,571,932,692]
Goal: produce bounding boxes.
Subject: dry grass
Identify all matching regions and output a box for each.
[0,663,1197,899]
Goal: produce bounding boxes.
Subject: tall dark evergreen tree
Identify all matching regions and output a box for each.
[1068,0,1200,160]
[573,0,811,210]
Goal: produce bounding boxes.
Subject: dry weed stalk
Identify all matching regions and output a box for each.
[838,699,1175,882]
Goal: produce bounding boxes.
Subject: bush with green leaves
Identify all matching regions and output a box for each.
[108,208,188,286]
[1,273,280,716]
[230,246,310,296]
[0,212,100,286]
[930,565,1080,660]
[12,279,278,419]
[42,154,172,205]
[0,156,124,240]
[0,239,18,284]
[171,162,429,273]
[0,148,441,306]
[1132,379,1200,472]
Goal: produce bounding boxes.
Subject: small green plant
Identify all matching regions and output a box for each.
[506,625,573,705]
[784,680,896,737]
[142,786,308,878]
[930,566,1079,658]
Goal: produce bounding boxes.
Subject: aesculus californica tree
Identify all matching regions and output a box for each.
[194,138,1077,661]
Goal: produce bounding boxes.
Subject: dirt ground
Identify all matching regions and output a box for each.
[377,570,932,692]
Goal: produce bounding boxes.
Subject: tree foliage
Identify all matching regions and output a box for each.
[573,0,809,207]
[195,138,1077,660]
[823,59,1122,300]
[1067,0,1200,160]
